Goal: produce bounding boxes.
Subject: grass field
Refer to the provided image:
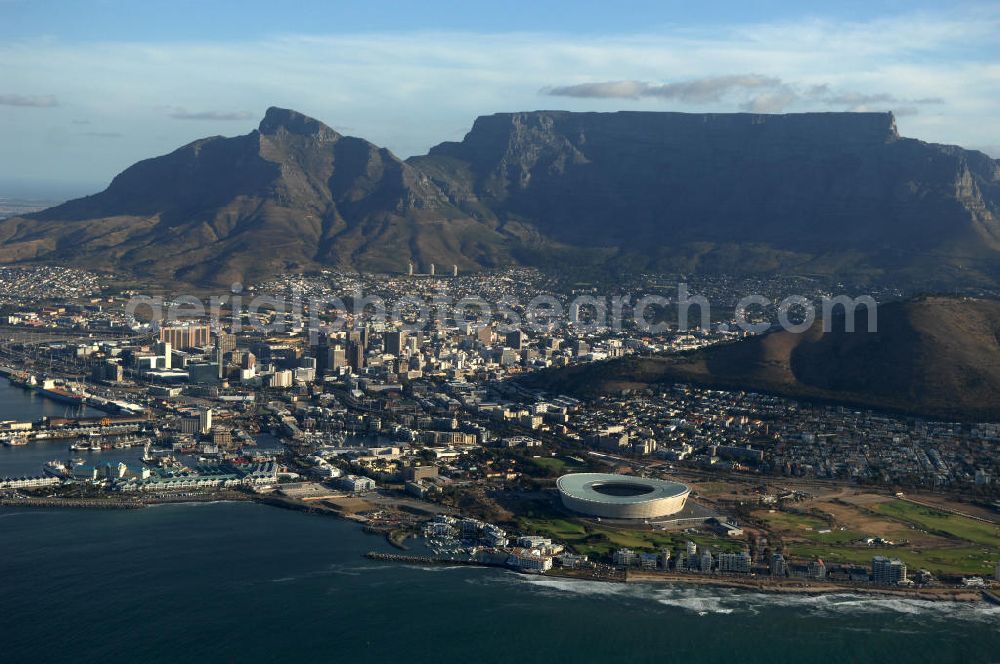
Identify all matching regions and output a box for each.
[789,542,997,577]
[752,509,865,545]
[529,456,584,475]
[766,498,1000,576]
[871,500,1000,549]
[516,513,743,559]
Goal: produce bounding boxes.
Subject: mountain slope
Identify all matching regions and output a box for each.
[0,107,514,284]
[1,108,999,286]
[521,297,1000,420]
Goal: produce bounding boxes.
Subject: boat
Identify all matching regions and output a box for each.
[43,460,70,478]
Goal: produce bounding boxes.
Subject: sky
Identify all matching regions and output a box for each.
[1,0,998,198]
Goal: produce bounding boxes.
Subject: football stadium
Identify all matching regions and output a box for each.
[556,473,691,519]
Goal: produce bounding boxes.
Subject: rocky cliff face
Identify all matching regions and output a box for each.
[1,108,998,286]
[416,111,999,257]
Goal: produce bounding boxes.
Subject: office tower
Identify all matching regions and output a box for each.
[329,346,347,370]
[348,341,365,370]
[505,329,524,350]
[384,330,406,356]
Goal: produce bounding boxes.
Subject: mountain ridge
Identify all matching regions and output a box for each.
[1,107,998,286]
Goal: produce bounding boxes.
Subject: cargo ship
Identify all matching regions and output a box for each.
[9,374,91,408]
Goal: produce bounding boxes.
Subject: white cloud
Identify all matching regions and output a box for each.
[546,75,782,102]
[0,6,996,188]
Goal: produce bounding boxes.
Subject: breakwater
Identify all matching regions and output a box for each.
[365,551,493,567]
[0,496,144,509]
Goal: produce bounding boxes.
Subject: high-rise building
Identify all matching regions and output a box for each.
[505,329,524,350]
[159,323,211,349]
[154,341,172,369]
[328,346,347,370]
[770,553,787,577]
[268,370,293,388]
[718,551,752,574]
[348,342,365,371]
[872,556,907,584]
[384,330,406,356]
[348,326,369,352]
[215,331,236,355]
[808,558,826,579]
[91,360,124,383]
[211,426,234,450]
[198,408,213,435]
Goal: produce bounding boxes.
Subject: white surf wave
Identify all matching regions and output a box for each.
[481,573,1000,622]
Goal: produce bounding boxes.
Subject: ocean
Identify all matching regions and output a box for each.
[0,502,997,663]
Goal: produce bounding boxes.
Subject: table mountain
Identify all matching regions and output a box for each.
[1,108,998,286]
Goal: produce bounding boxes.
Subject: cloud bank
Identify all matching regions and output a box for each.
[546,76,953,115]
[0,94,58,108]
[0,6,996,188]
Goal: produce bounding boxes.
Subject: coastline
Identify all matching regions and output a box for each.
[1,491,993,604]
[623,569,986,603]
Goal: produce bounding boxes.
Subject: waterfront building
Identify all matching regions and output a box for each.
[770,553,787,577]
[718,551,752,574]
[872,556,907,585]
[506,548,552,573]
[613,548,636,567]
[639,553,659,570]
[808,558,827,580]
[0,476,61,489]
[335,475,375,493]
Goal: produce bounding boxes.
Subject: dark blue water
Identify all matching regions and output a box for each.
[0,376,131,477]
[0,376,103,421]
[0,436,148,477]
[1,503,997,663]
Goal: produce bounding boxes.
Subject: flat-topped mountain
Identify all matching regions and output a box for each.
[520,296,1000,421]
[1,108,998,286]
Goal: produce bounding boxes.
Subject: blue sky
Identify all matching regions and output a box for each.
[1,0,998,197]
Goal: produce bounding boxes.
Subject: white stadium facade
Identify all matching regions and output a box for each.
[556,473,691,519]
